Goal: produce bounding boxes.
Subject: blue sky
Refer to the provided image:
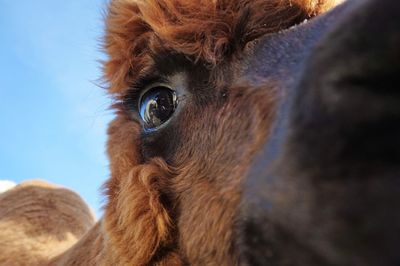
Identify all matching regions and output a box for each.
[0,0,113,217]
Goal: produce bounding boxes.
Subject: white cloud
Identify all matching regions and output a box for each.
[0,180,17,193]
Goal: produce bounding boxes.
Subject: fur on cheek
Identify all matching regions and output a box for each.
[103,115,181,265]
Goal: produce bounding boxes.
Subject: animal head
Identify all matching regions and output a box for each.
[101,0,400,265]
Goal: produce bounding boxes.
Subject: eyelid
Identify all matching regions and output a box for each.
[131,75,168,92]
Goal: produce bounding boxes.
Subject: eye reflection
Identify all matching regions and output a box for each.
[139,86,177,130]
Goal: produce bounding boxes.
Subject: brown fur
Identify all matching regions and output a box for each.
[104,0,337,94]
[0,0,341,265]
[101,2,338,263]
[0,181,94,265]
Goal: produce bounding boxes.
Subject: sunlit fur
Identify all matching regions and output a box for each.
[104,0,337,94]
[102,1,337,264]
[0,181,94,265]
[0,0,340,265]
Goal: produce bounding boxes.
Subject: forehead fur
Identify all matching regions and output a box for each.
[104,0,336,94]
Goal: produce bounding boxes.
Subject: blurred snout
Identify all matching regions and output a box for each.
[239,0,400,265]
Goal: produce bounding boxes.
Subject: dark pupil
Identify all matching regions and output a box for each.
[139,87,176,129]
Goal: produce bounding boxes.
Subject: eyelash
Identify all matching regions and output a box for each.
[122,76,168,113]
[123,88,141,113]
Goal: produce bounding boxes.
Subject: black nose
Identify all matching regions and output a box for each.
[238,0,400,265]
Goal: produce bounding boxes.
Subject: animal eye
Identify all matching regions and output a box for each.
[139,86,177,130]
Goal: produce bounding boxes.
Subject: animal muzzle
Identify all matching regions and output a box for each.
[238,0,400,265]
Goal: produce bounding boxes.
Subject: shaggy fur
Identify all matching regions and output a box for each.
[0,0,342,265]
[0,181,94,265]
[101,2,337,263]
[104,0,337,94]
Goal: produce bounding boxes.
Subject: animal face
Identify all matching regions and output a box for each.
[102,0,400,265]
